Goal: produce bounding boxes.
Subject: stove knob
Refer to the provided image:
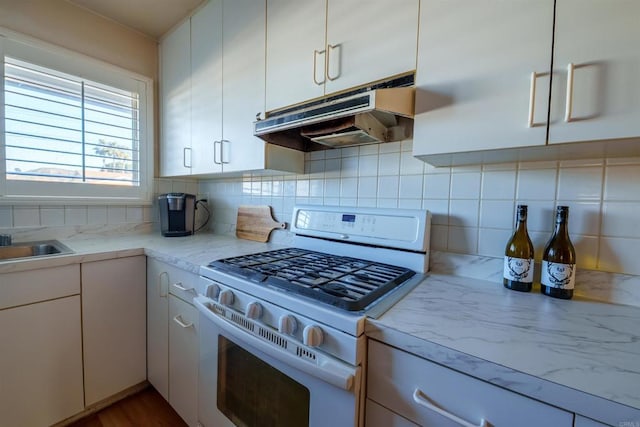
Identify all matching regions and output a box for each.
[303,325,324,347]
[278,314,298,335]
[245,302,263,320]
[218,289,235,306]
[206,283,220,300]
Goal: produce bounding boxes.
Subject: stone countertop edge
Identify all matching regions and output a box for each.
[366,273,640,426]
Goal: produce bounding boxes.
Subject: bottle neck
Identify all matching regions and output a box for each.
[554,212,569,238]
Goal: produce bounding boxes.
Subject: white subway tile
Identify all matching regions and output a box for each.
[399,175,423,199]
[400,151,424,175]
[65,207,87,226]
[447,226,478,254]
[126,206,144,223]
[308,150,326,160]
[0,207,13,227]
[480,200,514,229]
[186,181,199,195]
[517,169,558,200]
[423,199,449,225]
[573,235,599,270]
[560,158,604,168]
[325,149,341,159]
[378,176,399,199]
[358,155,379,177]
[449,199,479,228]
[341,147,359,158]
[520,202,555,233]
[400,139,413,152]
[379,152,401,176]
[41,208,64,226]
[481,170,516,200]
[157,179,172,195]
[604,165,640,201]
[478,228,512,258]
[450,172,481,199]
[359,144,379,156]
[424,163,451,175]
[557,167,603,201]
[172,180,187,193]
[325,158,341,178]
[358,177,378,198]
[88,206,108,225]
[430,224,449,251]
[306,159,325,176]
[482,162,517,171]
[340,178,358,198]
[324,179,341,198]
[398,199,422,209]
[423,173,451,199]
[13,207,40,227]
[272,180,283,197]
[340,156,359,177]
[602,202,640,238]
[598,237,640,275]
[357,198,377,207]
[379,141,401,153]
[340,198,357,207]
[518,160,558,170]
[296,179,310,197]
[606,156,640,166]
[376,199,398,208]
[555,201,601,236]
[310,179,324,198]
[324,197,340,206]
[107,206,126,224]
[261,180,273,196]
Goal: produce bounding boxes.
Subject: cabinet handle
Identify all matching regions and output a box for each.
[213,140,222,165]
[564,62,575,122]
[172,282,196,294]
[173,315,194,329]
[221,139,230,164]
[412,388,489,427]
[527,71,538,128]
[326,44,341,81]
[313,49,326,85]
[158,272,169,298]
[183,147,192,168]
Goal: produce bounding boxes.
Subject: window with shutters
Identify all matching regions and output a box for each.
[0,33,153,202]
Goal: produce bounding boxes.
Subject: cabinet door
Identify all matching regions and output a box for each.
[265,0,326,112]
[325,0,418,95]
[413,0,553,158]
[549,0,640,144]
[147,258,170,400]
[367,340,573,427]
[82,256,147,405]
[169,295,199,427]
[366,399,419,427]
[191,0,223,175]
[574,415,610,427]
[160,19,192,177]
[0,296,84,427]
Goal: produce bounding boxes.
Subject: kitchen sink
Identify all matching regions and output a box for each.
[0,240,74,261]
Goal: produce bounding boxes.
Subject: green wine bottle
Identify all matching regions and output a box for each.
[541,206,576,299]
[503,205,534,292]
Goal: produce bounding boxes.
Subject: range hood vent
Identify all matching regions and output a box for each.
[254,75,415,152]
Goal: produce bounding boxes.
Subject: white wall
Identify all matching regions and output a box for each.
[200,140,640,276]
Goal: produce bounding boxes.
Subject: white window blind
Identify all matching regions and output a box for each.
[4,57,140,186]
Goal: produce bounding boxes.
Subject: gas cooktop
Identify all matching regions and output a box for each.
[207,248,416,311]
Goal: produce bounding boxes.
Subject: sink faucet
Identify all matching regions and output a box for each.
[0,234,12,246]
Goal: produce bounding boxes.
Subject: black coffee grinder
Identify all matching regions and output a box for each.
[158,193,196,237]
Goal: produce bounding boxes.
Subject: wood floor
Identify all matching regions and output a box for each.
[69,387,187,427]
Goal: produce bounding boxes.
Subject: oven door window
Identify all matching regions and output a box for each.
[217,335,310,427]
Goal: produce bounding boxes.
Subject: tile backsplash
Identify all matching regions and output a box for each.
[200,140,640,276]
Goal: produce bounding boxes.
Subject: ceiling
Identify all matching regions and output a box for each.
[66,0,206,39]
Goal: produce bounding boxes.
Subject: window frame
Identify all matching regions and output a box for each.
[0,30,154,205]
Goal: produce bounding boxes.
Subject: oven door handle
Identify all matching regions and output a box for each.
[194,296,356,391]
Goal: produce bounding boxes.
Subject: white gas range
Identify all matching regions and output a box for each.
[195,205,431,427]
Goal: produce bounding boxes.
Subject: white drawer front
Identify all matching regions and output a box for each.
[367,340,573,427]
[149,258,199,304]
[0,264,80,309]
[366,399,418,427]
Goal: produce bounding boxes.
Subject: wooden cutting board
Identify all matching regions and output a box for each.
[236,205,287,242]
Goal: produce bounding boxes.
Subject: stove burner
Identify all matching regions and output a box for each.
[208,248,415,311]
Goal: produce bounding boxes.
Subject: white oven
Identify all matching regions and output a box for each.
[196,205,431,427]
[195,295,361,427]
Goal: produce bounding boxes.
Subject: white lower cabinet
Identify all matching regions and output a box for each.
[367,340,573,427]
[147,257,199,426]
[366,399,418,427]
[82,256,147,406]
[574,415,610,427]
[0,294,84,426]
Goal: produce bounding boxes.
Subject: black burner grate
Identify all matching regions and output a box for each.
[208,248,415,311]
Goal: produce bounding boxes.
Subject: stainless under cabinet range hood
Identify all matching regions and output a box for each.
[254,77,415,152]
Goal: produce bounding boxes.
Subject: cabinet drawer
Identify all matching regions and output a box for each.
[367,340,573,427]
[149,258,200,304]
[0,264,80,309]
[366,399,418,427]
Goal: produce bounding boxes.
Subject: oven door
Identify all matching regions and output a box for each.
[194,296,361,427]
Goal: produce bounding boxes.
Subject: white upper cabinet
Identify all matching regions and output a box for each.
[265,0,326,112]
[413,0,640,166]
[160,19,192,176]
[265,0,419,112]
[548,0,640,145]
[413,0,554,157]
[324,0,419,95]
[190,0,223,175]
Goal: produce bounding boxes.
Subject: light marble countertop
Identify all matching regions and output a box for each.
[2,231,639,425]
[367,273,640,426]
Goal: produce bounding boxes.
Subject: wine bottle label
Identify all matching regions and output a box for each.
[503,257,534,283]
[541,261,575,290]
